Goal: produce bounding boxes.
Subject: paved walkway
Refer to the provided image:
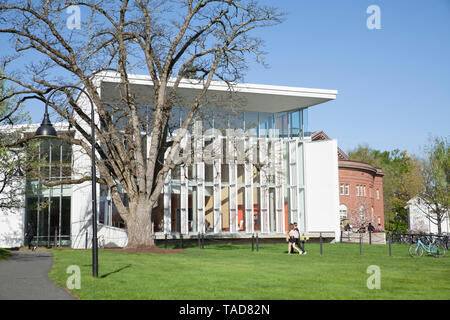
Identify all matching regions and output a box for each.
[0,250,76,300]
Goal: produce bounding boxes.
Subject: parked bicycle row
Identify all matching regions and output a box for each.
[388,232,449,248]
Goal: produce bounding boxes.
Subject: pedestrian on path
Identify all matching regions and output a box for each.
[25,222,36,251]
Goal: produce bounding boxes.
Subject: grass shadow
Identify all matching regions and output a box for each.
[207,244,247,250]
[100,264,132,278]
[170,244,199,249]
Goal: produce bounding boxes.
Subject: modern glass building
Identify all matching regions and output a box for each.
[0,73,341,249]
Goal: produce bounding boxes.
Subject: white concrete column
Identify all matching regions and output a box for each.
[197,162,205,234]
[213,158,222,233]
[274,139,284,233]
[163,171,171,234]
[245,137,254,233]
[229,162,237,233]
[180,165,189,234]
[289,140,299,225]
[259,138,269,233]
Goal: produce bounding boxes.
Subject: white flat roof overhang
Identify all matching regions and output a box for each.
[97,72,337,113]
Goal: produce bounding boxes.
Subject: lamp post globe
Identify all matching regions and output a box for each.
[35,113,58,139]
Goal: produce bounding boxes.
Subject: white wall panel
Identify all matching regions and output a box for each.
[304,139,340,241]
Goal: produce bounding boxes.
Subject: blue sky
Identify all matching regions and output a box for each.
[244,0,450,156]
[2,0,449,157]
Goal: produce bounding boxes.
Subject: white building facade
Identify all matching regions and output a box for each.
[0,74,340,248]
[406,197,449,234]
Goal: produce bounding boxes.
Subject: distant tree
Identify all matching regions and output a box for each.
[347,197,374,230]
[348,145,423,233]
[416,136,450,235]
[0,74,32,211]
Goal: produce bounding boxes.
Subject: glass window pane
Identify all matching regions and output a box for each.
[205,187,214,233]
[171,193,181,233]
[253,187,260,232]
[238,187,245,232]
[221,187,230,232]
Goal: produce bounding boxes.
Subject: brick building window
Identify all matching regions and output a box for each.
[376,189,380,200]
[339,204,347,220]
[345,184,349,195]
[340,184,344,195]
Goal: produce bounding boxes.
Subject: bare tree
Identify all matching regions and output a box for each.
[347,197,374,231]
[0,0,283,248]
[415,136,450,235]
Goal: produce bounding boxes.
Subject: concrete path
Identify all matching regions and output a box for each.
[0,250,76,300]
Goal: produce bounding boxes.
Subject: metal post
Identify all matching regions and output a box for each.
[90,94,98,278]
[369,230,372,245]
[180,234,183,249]
[389,235,392,256]
[360,232,362,255]
[256,233,259,251]
[41,86,98,276]
[37,144,41,249]
[201,233,204,249]
[59,142,63,247]
[164,234,168,249]
[47,142,52,249]
[85,231,88,249]
[252,233,254,251]
[198,233,201,249]
[54,228,57,249]
[340,230,343,243]
[320,232,323,255]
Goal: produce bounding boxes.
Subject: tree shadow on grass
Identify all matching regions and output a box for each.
[209,244,245,250]
[100,264,132,278]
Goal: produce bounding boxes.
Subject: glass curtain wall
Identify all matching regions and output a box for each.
[25,137,73,247]
[140,107,309,235]
[101,103,309,237]
[150,106,309,237]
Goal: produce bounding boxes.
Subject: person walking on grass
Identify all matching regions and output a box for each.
[286,223,292,253]
[294,222,307,255]
[287,224,302,255]
[25,222,36,251]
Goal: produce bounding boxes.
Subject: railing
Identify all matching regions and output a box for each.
[340,230,386,245]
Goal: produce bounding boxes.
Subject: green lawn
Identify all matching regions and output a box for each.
[48,242,450,300]
[0,248,11,261]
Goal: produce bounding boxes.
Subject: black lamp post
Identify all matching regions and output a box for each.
[35,86,98,278]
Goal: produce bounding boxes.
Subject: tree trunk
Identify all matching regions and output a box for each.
[125,197,155,248]
[437,215,442,236]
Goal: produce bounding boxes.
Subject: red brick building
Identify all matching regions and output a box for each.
[311,131,385,231]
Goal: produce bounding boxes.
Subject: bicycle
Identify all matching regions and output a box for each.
[409,237,446,258]
[438,234,449,250]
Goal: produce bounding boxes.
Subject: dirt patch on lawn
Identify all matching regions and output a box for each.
[104,247,186,254]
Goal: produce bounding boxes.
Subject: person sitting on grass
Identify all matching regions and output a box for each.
[287,224,302,255]
[359,224,366,233]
